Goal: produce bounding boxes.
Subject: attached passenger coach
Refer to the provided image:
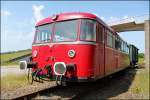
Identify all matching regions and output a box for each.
[20,12,132,85]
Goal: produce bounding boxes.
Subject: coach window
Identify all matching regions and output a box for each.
[107,30,113,47]
[115,36,119,49]
[124,43,126,52]
[121,40,124,51]
[125,43,128,53]
[80,19,96,41]
[124,42,126,52]
[113,35,116,48]
[127,45,129,53]
[96,23,104,43]
[118,37,122,50]
[127,44,129,53]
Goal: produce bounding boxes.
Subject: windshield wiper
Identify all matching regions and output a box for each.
[43,38,50,42]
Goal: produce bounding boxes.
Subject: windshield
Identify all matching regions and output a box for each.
[34,24,53,43]
[80,19,96,41]
[53,20,78,42]
[34,20,78,44]
[34,19,96,44]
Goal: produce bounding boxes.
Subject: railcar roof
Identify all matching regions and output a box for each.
[36,12,115,32]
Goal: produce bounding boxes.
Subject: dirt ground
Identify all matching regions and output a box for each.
[1,66,149,99]
[80,68,149,99]
[1,66,28,77]
[32,67,149,99]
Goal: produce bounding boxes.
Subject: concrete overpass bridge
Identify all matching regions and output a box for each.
[108,14,149,68]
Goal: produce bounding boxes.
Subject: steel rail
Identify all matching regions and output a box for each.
[13,86,59,100]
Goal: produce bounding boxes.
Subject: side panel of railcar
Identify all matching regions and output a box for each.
[104,29,118,75]
[103,27,130,77]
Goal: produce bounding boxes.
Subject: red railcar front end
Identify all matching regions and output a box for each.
[31,16,98,82]
[32,43,97,82]
[19,12,130,85]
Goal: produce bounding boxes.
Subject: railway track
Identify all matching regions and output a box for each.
[13,86,59,100]
[12,81,92,100]
[13,78,113,100]
[11,68,131,100]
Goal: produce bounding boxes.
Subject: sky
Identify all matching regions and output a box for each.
[1,1,149,53]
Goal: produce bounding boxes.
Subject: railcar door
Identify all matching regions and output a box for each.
[114,34,119,69]
[95,23,105,78]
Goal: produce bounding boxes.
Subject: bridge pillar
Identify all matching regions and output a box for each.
[145,20,150,69]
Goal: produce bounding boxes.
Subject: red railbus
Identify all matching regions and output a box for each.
[20,12,130,85]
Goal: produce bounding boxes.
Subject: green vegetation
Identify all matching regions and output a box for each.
[138,53,144,59]
[138,58,145,65]
[1,49,31,66]
[138,53,145,66]
[1,74,28,90]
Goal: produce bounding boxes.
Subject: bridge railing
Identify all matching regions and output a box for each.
[108,14,149,26]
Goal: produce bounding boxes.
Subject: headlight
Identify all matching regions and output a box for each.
[19,61,27,70]
[54,62,66,75]
[33,50,38,57]
[68,50,76,58]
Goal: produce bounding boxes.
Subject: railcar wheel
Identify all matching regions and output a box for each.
[27,68,33,84]
[33,68,43,83]
[56,75,62,86]
[56,75,67,86]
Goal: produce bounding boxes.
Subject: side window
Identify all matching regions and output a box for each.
[124,42,126,52]
[115,36,119,49]
[127,45,129,53]
[96,23,104,43]
[120,40,128,53]
[121,40,124,51]
[125,43,129,53]
[107,30,113,47]
[118,37,121,50]
[113,35,115,48]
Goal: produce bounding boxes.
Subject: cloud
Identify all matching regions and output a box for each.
[123,15,129,19]
[1,7,40,52]
[1,29,34,52]
[108,16,119,22]
[1,10,11,16]
[100,17,105,21]
[92,14,120,24]
[32,5,44,23]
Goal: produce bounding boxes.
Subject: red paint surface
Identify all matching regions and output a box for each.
[32,12,130,81]
[32,44,97,78]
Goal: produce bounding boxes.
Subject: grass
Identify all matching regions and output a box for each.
[2,61,20,66]
[138,58,144,65]
[1,74,28,90]
[1,49,31,66]
[129,69,149,98]
[128,55,149,99]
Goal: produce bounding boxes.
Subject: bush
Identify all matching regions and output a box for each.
[138,53,144,59]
